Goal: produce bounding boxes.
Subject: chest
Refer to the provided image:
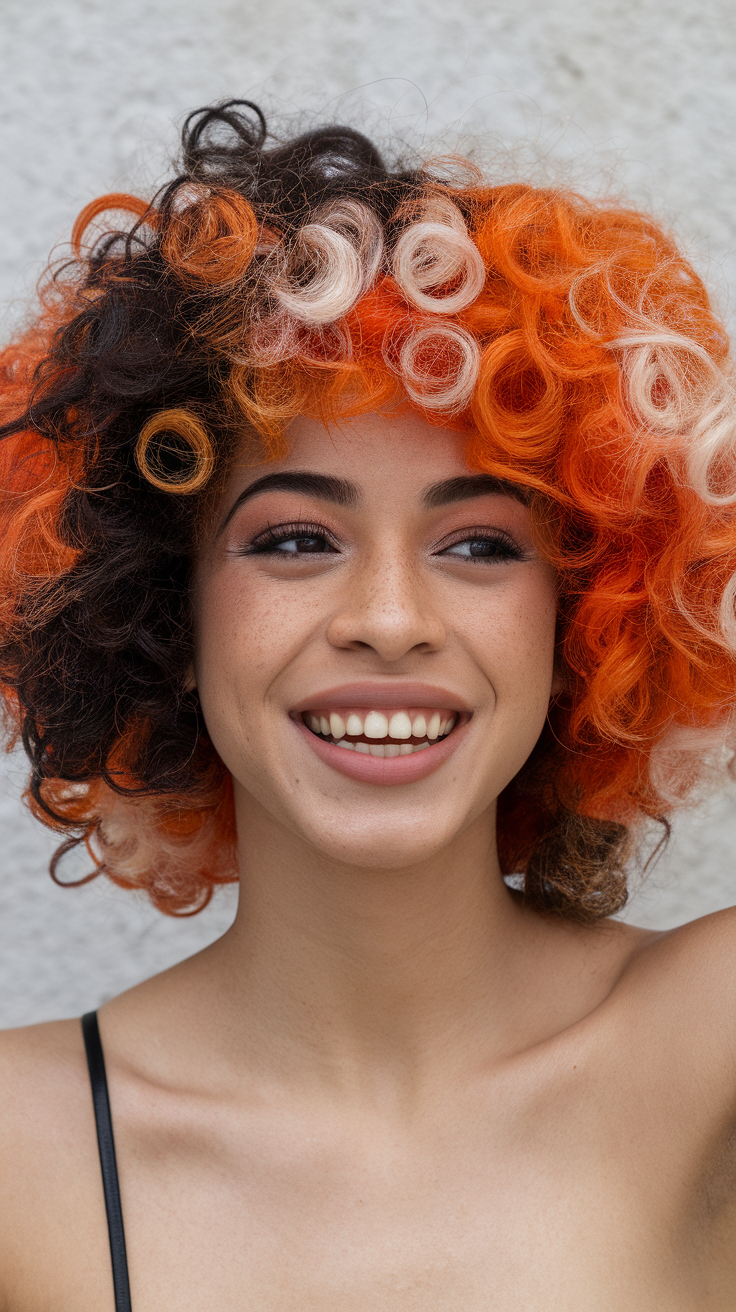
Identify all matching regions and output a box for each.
[14,1060,736,1312]
[108,1079,736,1311]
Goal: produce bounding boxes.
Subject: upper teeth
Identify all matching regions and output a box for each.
[304,709,457,741]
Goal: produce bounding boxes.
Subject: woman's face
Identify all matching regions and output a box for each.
[192,410,559,869]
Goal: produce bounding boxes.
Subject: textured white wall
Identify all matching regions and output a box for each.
[1,0,735,1027]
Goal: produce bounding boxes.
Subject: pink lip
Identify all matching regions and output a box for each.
[290,681,471,714]
[292,716,470,785]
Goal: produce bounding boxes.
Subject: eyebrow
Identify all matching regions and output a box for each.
[219,468,530,535]
[219,471,359,534]
[422,474,531,508]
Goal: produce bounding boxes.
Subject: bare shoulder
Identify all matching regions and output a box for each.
[0,1019,106,1310]
[0,1017,88,1132]
[625,903,736,1002]
[614,905,736,1093]
[0,1016,93,1192]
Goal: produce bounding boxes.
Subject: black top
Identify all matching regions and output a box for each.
[81,1011,132,1312]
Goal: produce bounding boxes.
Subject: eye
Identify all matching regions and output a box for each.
[274,535,333,554]
[243,521,340,555]
[438,530,526,563]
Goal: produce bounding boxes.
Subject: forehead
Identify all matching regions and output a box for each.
[214,412,533,534]
[227,411,520,502]
[282,412,468,481]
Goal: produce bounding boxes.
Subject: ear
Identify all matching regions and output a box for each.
[549,663,566,700]
[184,663,197,693]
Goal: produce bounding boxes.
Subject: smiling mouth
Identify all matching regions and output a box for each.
[301,708,462,757]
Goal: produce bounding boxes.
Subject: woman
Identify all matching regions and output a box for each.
[0,99,735,1309]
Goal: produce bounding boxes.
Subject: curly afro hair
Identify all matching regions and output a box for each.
[2,99,736,920]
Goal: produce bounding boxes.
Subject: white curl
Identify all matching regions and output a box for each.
[719,567,736,652]
[612,329,736,506]
[682,369,736,507]
[320,198,384,284]
[90,788,237,905]
[392,199,485,315]
[248,311,302,364]
[611,329,718,434]
[421,196,470,233]
[272,200,383,325]
[649,720,736,807]
[570,268,736,508]
[396,322,480,412]
[169,182,211,215]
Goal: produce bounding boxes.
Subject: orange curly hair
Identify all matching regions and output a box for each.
[1,101,735,920]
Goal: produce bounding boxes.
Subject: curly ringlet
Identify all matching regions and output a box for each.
[397,322,481,412]
[323,198,385,282]
[159,186,259,287]
[1,99,736,920]
[272,201,384,324]
[135,409,216,495]
[70,192,158,258]
[392,200,486,315]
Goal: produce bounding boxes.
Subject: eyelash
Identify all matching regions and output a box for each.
[437,527,527,563]
[242,521,341,555]
[241,521,527,563]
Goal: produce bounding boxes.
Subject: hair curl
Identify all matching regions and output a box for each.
[2,99,736,920]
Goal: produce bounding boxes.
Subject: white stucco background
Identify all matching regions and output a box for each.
[1,0,735,1028]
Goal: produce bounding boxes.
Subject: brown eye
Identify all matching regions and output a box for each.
[283,535,331,553]
[440,533,524,562]
[246,523,340,555]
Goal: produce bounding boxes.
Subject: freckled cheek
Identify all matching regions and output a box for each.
[455,576,557,703]
[194,574,325,693]
[502,582,558,705]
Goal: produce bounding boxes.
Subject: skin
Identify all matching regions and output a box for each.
[1,409,736,1310]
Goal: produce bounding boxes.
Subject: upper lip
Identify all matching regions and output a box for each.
[290,682,472,713]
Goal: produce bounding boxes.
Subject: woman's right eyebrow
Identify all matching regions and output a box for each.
[218,471,360,535]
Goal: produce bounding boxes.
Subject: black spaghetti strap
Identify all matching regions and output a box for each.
[82,1011,133,1312]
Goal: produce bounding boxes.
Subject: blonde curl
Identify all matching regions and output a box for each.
[272,200,384,325]
[397,322,480,412]
[393,199,485,315]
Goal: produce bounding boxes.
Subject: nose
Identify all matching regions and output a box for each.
[326,545,446,662]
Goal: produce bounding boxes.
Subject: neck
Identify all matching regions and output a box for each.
[198,791,561,1097]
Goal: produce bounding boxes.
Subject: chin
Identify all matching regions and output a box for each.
[295,809,472,872]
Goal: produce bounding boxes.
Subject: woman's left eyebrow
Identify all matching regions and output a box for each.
[422,474,530,508]
[218,471,360,535]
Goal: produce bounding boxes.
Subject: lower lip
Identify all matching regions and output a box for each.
[292,718,469,785]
